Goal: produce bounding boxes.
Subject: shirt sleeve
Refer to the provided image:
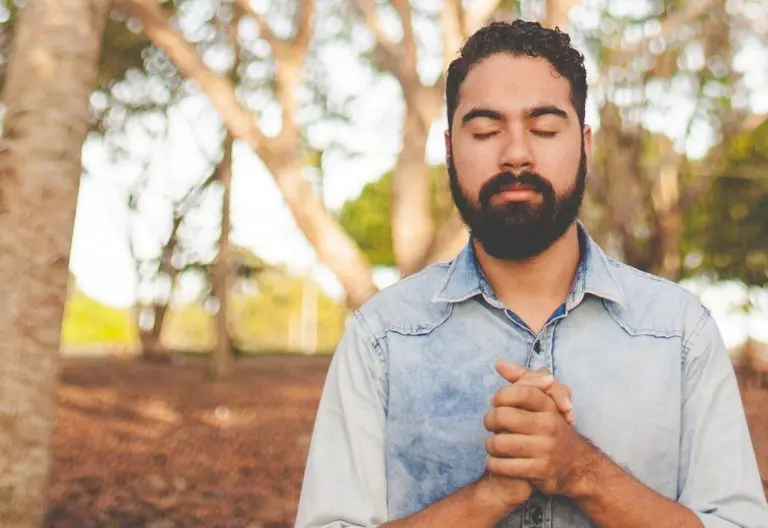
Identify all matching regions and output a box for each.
[295,310,388,528]
[678,309,768,527]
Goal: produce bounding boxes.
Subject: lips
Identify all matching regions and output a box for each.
[499,183,538,192]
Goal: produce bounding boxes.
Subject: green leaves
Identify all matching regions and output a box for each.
[684,120,768,286]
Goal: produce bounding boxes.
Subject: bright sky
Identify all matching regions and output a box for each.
[68,1,768,349]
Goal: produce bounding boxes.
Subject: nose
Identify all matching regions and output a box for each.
[499,127,534,173]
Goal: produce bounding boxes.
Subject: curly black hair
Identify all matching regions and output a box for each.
[446,20,587,129]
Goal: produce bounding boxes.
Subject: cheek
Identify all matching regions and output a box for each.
[452,142,495,195]
[532,139,581,187]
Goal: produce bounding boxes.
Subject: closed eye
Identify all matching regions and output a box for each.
[473,132,499,140]
[532,130,557,138]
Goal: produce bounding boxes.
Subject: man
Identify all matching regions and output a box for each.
[296,20,768,528]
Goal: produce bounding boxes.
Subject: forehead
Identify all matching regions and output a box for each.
[457,54,573,118]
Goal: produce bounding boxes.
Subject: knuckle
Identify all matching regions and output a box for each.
[542,435,557,455]
[493,408,510,430]
[541,414,558,434]
[486,456,501,474]
[483,411,495,431]
[496,386,511,403]
[488,435,499,454]
[538,460,554,480]
[525,412,537,431]
[520,385,536,401]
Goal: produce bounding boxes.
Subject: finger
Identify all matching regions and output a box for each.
[495,360,531,384]
[515,368,574,418]
[486,456,546,481]
[484,406,540,434]
[485,433,550,459]
[490,384,557,412]
[540,380,573,415]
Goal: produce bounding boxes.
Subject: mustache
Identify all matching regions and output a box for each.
[478,171,554,206]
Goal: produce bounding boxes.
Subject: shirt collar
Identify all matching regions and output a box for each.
[431,222,627,311]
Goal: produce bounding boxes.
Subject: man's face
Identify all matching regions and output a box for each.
[446,53,591,261]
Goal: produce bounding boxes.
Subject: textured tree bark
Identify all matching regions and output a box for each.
[0,0,111,526]
[209,134,235,380]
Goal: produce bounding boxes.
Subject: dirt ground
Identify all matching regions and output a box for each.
[46,355,768,528]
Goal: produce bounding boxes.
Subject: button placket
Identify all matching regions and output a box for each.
[524,490,547,528]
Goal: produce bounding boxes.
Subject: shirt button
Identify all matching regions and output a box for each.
[531,504,544,524]
[533,341,542,354]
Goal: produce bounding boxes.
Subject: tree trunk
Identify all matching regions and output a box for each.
[0,0,110,526]
[269,152,377,308]
[392,109,434,275]
[137,238,178,361]
[653,163,682,280]
[137,301,171,361]
[209,134,235,379]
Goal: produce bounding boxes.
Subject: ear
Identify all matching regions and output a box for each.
[582,125,592,167]
[444,130,452,164]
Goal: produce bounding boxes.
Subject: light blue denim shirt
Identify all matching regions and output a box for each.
[296,228,768,528]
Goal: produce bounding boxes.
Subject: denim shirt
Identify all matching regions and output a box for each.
[296,230,768,528]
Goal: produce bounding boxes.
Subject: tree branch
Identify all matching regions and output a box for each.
[425,212,468,265]
[293,0,317,52]
[613,0,717,56]
[235,0,308,145]
[391,0,417,74]
[544,0,580,29]
[117,0,271,156]
[466,0,503,31]
[435,0,502,102]
[234,0,282,51]
[352,0,401,71]
[441,0,466,67]
[117,0,378,307]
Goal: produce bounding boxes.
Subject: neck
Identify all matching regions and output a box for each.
[473,223,581,319]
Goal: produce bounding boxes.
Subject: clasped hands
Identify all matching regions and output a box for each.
[478,360,595,510]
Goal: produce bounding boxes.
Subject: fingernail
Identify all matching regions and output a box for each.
[542,374,555,384]
[564,398,573,410]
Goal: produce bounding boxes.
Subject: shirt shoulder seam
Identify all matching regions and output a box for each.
[352,309,387,368]
[682,307,711,364]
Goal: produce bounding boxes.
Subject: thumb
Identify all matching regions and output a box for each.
[495,360,555,387]
[495,360,528,383]
[496,360,555,388]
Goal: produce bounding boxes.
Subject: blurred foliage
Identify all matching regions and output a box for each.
[61,286,137,347]
[339,173,394,267]
[61,267,346,355]
[339,164,454,267]
[684,120,768,286]
[163,301,217,352]
[231,272,347,354]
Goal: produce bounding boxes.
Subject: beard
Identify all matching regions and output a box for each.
[448,147,587,261]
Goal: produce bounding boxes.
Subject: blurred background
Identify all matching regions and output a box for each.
[51,0,768,360]
[3,0,765,526]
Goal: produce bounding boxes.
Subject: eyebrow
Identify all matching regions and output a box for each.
[527,105,569,120]
[460,104,569,126]
[461,108,504,126]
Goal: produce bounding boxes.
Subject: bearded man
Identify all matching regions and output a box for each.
[296,20,768,528]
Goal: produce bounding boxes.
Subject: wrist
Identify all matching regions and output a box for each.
[471,473,528,515]
[563,438,603,501]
